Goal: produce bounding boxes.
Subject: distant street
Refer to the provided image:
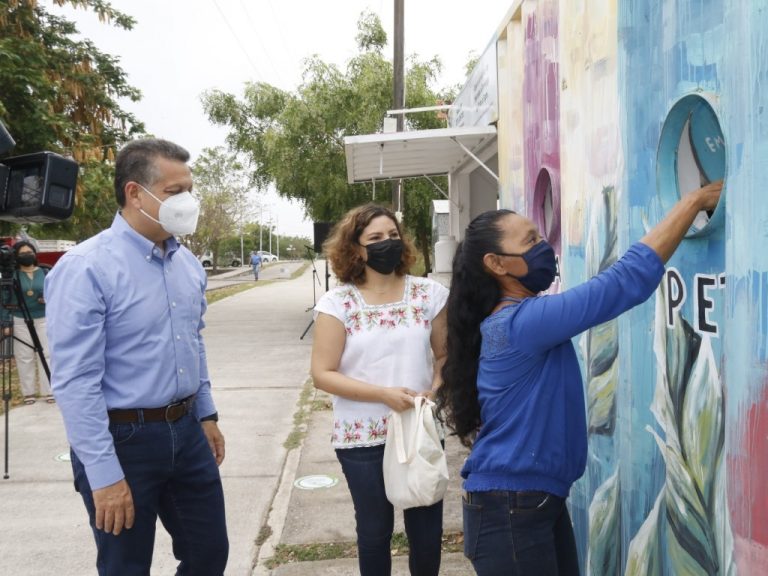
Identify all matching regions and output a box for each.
[206,260,309,291]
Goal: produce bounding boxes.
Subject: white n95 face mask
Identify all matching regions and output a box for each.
[138,184,200,236]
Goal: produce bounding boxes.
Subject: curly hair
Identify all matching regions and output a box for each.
[323,203,417,285]
[436,209,515,447]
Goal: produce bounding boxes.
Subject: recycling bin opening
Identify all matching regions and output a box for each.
[657,94,726,237]
[533,168,558,243]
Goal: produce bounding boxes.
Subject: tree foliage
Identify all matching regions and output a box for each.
[0,0,145,238]
[188,147,252,270]
[202,11,453,273]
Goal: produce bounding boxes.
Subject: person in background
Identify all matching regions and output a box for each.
[9,241,52,404]
[310,203,448,576]
[45,138,228,576]
[437,182,722,576]
[250,249,262,280]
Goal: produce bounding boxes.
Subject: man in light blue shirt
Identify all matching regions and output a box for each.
[45,138,228,575]
[250,250,262,280]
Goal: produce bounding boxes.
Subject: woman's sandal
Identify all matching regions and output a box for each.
[23,396,36,405]
[45,395,56,404]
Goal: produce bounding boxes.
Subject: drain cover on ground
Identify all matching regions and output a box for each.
[293,474,338,490]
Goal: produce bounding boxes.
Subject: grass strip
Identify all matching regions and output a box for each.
[283,377,315,450]
[265,531,464,568]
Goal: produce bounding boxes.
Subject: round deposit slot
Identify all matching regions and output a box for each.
[533,168,558,242]
[657,94,726,237]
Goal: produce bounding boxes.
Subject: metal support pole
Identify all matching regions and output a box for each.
[392,0,404,209]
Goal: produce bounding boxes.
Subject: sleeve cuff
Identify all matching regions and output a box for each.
[83,455,125,491]
[195,385,216,419]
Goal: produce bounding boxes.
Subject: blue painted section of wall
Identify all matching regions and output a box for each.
[496,0,767,571]
[614,2,729,574]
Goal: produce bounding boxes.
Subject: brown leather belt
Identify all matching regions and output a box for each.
[107,395,196,424]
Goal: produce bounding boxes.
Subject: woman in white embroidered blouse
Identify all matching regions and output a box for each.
[311,203,448,576]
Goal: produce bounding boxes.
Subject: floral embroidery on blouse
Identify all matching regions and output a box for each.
[333,416,388,445]
[364,309,384,328]
[410,281,430,303]
[338,278,435,335]
[345,310,363,335]
[389,306,407,326]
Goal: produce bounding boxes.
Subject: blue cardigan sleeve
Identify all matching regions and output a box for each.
[511,242,665,354]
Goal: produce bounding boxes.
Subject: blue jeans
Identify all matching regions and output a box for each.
[336,444,443,576]
[71,412,229,576]
[463,490,580,576]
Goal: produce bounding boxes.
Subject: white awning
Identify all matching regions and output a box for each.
[344,125,497,184]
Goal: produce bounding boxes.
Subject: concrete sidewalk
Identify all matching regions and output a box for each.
[0,261,473,574]
[258,387,474,575]
[0,261,317,575]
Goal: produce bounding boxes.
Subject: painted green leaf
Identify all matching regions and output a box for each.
[584,185,619,436]
[681,336,724,506]
[625,489,665,576]
[650,427,719,574]
[587,470,621,575]
[587,349,619,434]
[647,284,726,575]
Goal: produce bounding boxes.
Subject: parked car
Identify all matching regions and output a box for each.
[256,251,278,263]
[198,252,242,268]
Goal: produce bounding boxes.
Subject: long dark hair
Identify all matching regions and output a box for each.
[436,209,514,446]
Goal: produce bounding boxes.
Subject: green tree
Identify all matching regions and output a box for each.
[202,11,452,273]
[0,0,144,237]
[190,147,252,271]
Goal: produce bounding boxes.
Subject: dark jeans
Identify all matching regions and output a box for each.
[336,444,443,576]
[71,412,229,576]
[463,490,580,576]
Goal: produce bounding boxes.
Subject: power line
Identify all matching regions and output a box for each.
[238,0,285,85]
[265,0,299,65]
[210,0,264,81]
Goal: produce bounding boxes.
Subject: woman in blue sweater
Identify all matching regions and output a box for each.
[436,181,721,576]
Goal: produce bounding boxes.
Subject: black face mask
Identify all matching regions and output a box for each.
[363,239,403,275]
[16,253,37,267]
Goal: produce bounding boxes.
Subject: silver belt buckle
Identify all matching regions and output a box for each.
[164,400,182,422]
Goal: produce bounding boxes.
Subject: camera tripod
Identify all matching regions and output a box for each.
[2,265,50,479]
[300,246,323,340]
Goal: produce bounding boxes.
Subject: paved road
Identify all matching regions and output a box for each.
[206,260,307,291]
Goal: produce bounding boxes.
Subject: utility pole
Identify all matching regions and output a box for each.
[392,0,404,211]
[259,204,264,252]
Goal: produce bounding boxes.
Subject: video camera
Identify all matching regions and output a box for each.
[0,120,78,224]
[0,245,16,277]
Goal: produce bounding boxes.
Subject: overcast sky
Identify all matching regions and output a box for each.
[54,0,511,237]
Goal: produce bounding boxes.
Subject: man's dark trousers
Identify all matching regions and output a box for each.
[71,412,229,575]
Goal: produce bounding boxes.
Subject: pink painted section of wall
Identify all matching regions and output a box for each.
[523,0,560,251]
[729,379,768,573]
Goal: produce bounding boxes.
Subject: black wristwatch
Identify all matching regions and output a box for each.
[200,412,219,423]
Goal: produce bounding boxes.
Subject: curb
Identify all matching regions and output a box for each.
[251,382,317,575]
[251,448,302,576]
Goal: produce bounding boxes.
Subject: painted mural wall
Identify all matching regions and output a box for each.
[522,0,560,252]
[494,0,768,573]
[557,0,624,572]
[721,1,768,573]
